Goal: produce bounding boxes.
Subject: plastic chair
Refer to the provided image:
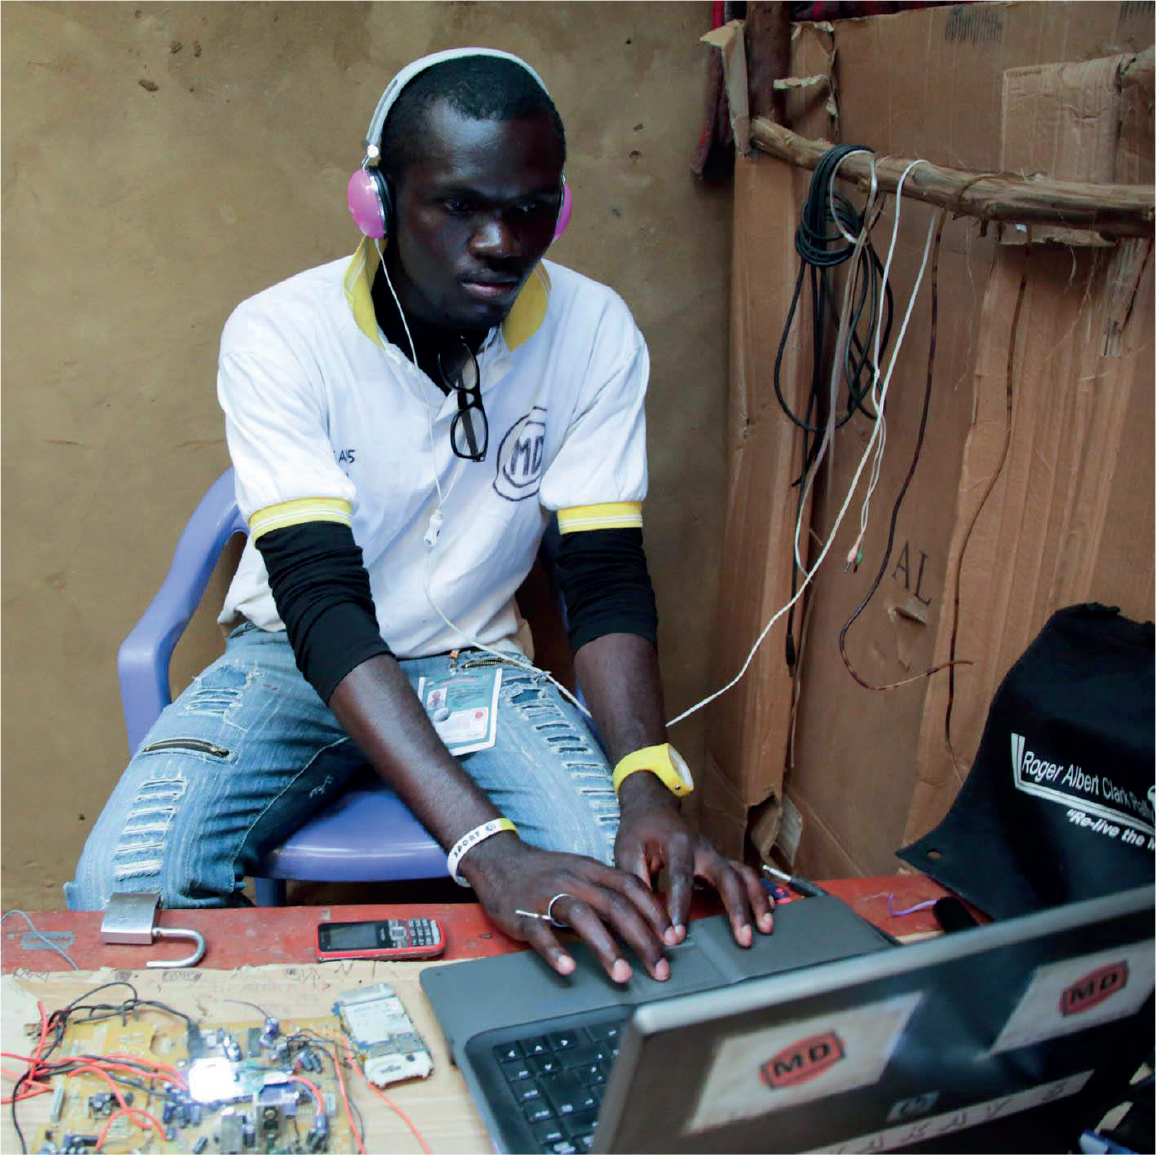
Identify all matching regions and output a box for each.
[117,467,448,907]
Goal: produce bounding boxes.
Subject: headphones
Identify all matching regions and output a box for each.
[346,47,573,243]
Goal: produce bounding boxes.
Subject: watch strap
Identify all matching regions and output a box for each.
[612,743,694,798]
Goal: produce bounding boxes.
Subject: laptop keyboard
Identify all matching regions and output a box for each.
[483,1010,631,1153]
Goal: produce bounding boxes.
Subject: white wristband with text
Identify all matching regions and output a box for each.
[447,817,517,887]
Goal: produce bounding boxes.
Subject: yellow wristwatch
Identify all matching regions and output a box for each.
[612,743,695,799]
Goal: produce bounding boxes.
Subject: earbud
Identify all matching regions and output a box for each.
[424,508,444,549]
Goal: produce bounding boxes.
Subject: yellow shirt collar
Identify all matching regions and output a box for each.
[342,237,551,353]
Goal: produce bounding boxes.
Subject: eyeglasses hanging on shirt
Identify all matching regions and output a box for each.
[438,340,488,462]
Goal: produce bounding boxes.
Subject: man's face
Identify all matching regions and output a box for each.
[388,99,565,335]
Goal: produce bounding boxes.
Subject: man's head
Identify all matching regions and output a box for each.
[375,55,567,336]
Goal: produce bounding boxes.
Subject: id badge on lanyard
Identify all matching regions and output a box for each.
[417,667,502,755]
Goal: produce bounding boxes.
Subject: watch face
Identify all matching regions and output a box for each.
[668,746,694,789]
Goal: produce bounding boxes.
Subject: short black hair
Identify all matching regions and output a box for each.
[379,55,566,182]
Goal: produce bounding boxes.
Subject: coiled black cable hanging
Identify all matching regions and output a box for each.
[778,144,894,669]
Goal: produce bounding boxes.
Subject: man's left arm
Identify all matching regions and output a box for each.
[557,529,774,946]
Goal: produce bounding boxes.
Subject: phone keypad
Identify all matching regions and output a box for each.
[406,918,441,947]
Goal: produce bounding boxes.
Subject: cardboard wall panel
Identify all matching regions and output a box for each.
[701,153,811,856]
[714,2,1154,878]
[907,242,1155,841]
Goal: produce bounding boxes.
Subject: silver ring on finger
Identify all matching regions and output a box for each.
[546,892,575,928]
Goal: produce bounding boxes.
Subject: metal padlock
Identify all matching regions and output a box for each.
[100,893,205,968]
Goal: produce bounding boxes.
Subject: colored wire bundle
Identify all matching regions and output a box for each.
[2,983,433,1155]
[3,983,199,1152]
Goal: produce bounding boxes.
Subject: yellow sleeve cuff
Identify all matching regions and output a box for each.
[249,498,353,543]
[557,502,643,535]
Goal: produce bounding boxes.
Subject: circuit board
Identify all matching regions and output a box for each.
[30,1011,358,1155]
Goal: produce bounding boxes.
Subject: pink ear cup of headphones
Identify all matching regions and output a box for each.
[552,179,573,242]
[347,169,387,239]
[347,165,572,243]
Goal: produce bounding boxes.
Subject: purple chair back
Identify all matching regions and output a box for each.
[118,469,246,754]
[117,468,447,904]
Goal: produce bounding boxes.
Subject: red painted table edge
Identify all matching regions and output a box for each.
[2,874,973,974]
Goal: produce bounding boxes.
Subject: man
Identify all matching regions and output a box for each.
[68,49,773,984]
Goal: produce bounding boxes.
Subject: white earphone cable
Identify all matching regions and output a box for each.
[419,546,592,716]
[373,246,591,718]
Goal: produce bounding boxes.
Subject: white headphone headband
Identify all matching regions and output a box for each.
[363,48,551,163]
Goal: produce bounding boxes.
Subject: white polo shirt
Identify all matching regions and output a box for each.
[217,238,649,659]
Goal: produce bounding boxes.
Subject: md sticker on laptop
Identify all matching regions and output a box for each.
[989,939,1155,1054]
[685,992,923,1134]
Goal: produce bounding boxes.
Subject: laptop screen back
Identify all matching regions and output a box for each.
[593,885,1154,1153]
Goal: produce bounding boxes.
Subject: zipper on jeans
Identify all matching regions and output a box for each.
[140,738,230,757]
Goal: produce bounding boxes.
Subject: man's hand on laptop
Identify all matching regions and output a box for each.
[459,808,773,984]
[460,835,684,984]
[615,770,774,950]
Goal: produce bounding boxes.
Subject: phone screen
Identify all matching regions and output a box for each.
[319,922,381,951]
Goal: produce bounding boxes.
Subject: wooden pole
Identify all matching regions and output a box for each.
[751,117,1155,238]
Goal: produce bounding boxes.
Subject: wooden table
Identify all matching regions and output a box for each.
[1,875,968,1154]
[2,875,963,973]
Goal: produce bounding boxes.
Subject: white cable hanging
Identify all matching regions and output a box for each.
[668,158,937,730]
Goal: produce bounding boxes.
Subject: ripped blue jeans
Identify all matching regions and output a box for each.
[65,623,618,910]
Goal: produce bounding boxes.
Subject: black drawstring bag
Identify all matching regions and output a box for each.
[898,603,1154,919]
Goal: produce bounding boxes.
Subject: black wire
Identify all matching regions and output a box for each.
[128,999,198,1030]
[11,1069,28,1154]
[13,984,138,1152]
[838,212,952,692]
[220,997,276,1021]
[25,983,367,1148]
[774,150,894,425]
[286,1030,367,1136]
[777,145,893,668]
[42,982,143,1063]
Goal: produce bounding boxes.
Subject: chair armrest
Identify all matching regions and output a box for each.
[118,470,247,755]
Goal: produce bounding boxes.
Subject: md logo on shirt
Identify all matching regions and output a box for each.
[494,407,547,502]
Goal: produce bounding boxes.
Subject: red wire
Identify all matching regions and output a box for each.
[3,1006,56,1106]
[95,1103,168,1151]
[1,1066,40,1083]
[289,1072,324,1110]
[32,1002,49,1068]
[294,1035,365,1152]
[333,1038,367,1155]
[0,1086,50,1105]
[342,1035,433,1155]
[76,1058,184,1089]
[361,1079,433,1155]
[66,1063,130,1110]
[101,1052,188,1086]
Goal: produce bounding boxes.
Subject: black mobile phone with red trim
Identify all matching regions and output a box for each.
[316,917,445,961]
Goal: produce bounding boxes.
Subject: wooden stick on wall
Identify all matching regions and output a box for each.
[750,117,1155,238]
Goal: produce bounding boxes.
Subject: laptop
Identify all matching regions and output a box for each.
[421,884,1154,1154]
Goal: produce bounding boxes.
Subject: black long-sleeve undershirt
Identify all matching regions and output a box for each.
[254,520,659,704]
